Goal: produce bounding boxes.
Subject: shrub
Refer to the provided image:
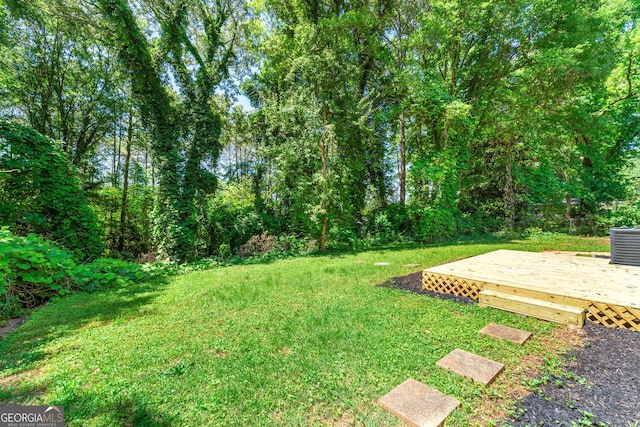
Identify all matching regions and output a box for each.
[0,228,158,318]
[327,227,364,251]
[238,232,278,258]
[277,234,311,254]
[0,121,104,259]
[0,228,75,317]
[71,258,152,292]
[596,203,640,232]
[363,203,411,245]
[411,206,457,243]
[218,243,231,259]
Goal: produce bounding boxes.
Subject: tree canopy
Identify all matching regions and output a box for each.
[0,0,638,260]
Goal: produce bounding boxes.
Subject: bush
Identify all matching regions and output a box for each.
[277,234,313,254]
[596,203,640,232]
[0,228,158,318]
[231,232,316,260]
[0,121,104,259]
[0,228,75,317]
[218,243,231,259]
[71,258,152,292]
[411,206,457,243]
[456,210,502,236]
[238,232,278,257]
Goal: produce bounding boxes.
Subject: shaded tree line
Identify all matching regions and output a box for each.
[0,0,638,261]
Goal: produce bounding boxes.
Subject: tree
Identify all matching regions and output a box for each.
[96,0,245,261]
[2,6,126,181]
[382,0,421,205]
[247,0,393,249]
[403,0,636,236]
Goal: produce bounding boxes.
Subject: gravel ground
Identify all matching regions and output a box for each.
[382,272,640,427]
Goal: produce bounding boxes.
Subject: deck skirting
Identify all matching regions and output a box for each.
[422,271,482,300]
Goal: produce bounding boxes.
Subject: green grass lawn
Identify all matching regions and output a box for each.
[0,235,609,426]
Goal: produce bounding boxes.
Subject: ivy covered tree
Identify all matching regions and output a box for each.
[96,0,247,261]
[0,0,638,257]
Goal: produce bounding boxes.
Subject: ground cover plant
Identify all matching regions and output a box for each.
[0,235,608,426]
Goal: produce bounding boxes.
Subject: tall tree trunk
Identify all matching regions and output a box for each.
[504,141,516,231]
[319,109,329,252]
[112,121,118,187]
[396,5,407,205]
[118,111,133,252]
[399,111,406,204]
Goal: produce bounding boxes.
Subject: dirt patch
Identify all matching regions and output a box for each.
[0,316,28,339]
[77,319,113,332]
[321,412,354,426]
[0,367,43,387]
[0,367,46,405]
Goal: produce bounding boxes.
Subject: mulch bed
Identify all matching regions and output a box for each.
[379,271,475,305]
[381,272,640,426]
[505,322,640,426]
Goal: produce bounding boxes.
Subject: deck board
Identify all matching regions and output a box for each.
[423,250,640,331]
[425,250,640,309]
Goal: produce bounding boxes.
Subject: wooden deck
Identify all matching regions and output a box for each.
[422,250,640,332]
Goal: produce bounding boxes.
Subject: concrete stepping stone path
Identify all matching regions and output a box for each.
[479,323,532,345]
[436,349,505,386]
[403,263,421,268]
[374,262,390,266]
[378,378,460,427]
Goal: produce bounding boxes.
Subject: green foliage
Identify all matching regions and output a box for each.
[70,258,151,293]
[2,10,125,176]
[596,203,640,230]
[205,180,271,254]
[97,0,242,262]
[363,203,411,245]
[409,205,458,243]
[234,232,316,260]
[0,121,104,259]
[90,185,154,258]
[1,0,639,257]
[248,0,393,249]
[0,227,75,317]
[0,227,158,318]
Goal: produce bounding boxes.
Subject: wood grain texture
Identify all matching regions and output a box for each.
[422,250,640,331]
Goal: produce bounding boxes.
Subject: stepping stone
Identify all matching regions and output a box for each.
[374,262,390,266]
[354,260,366,264]
[378,378,460,427]
[403,263,421,268]
[479,323,532,345]
[436,349,504,386]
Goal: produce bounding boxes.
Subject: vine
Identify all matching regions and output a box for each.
[0,121,104,259]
